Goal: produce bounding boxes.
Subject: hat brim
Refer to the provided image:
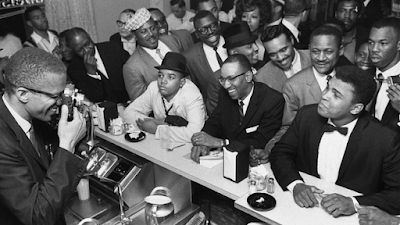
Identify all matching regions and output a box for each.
[223,34,258,49]
[155,65,190,77]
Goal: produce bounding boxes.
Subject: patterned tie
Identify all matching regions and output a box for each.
[156,49,164,61]
[323,124,348,135]
[213,47,223,66]
[239,101,244,125]
[29,126,40,156]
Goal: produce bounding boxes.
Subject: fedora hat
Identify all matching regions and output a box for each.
[155,52,189,76]
[222,22,258,49]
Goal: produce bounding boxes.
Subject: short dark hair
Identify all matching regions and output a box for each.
[193,10,215,26]
[310,25,343,47]
[372,17,400,37]
[170,0,185,7]
[4,47,66,95]
[355,34,369,52]
[196,0,214,10]
[223,54,251,72]
[335,0,363,11]
[65,27,90,48]
[321,17,345,35]
[235,0,272,27]
[261,24,292,43]
[24,5,42,21]
[334,65,376,106]
[121,8,136,14]
[148,8,161,13]
[284,0,307,16]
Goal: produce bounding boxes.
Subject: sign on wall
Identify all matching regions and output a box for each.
[1,0,43,8]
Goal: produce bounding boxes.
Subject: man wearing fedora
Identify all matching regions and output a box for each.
[205,21,266,114]
[256,24,311,93]
[191,54,284,163]
[184,10,228,114]
[122,52,206,143]
[123,8,183,101]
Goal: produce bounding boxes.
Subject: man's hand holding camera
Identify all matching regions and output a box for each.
[58,105,87,153]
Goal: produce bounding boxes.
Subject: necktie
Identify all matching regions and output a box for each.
[156,49,164,61]
[326,75,332,82]
[29,126,40,156]
[323,124,348,135]
[213,47,223,66]
[376,73,384,88]
[239,101,244,125]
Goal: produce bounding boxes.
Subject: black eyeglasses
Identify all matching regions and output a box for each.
[196,22,219,35]
[218,70,248,85]
[116,20,127,27]
[24,87,63,101]
[154,17,167,26]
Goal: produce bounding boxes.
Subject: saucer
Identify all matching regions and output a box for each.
[124,131,146,142]
[247,193,276,211]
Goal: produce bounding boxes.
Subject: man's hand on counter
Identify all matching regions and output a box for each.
[321,193,356,217]
[358,206,400,225]
[293,183,324,208]
[136,118,158,134]
[191,131,221,148]
[191,145,211,163]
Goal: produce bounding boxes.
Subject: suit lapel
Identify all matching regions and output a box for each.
[307,68,322,102]
[337,115,365,181]
[272,64,287,89]
[238,84,259,133]
[381,103,397,125]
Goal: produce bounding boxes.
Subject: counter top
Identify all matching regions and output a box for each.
[235,163,360,225]
[95,129,248,200]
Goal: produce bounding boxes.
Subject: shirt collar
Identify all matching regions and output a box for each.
[121,36,135,43]
[312,66,336,78]
[2,95,31,135]
[31,31,56,45]
[327,117,358,136]
[376,60,400,79]
[203,36,225,50]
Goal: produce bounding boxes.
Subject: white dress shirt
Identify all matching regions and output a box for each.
[203,36,228,72]
[122,79,206,142]
[313,67,336,91]
[143,40,171,65]
[121,37,136,55]
[166,11,195,33]
[284,49,302,78]
[374,60,400,120]
[30,31,59,53]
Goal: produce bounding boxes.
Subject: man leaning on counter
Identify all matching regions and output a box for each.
[190,54,284,163]
[270,65,400,218]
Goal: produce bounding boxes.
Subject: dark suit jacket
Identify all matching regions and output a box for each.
[68,41,130,103]
[170,29,194,52]
[123,35,182,100]
[0,98,87,224]
[270,105,400,215]
[109,32,123,48]
[203,82,284,149]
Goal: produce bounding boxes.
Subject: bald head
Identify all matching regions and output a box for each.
[66,27,95,58]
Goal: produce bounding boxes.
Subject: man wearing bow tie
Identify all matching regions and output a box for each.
[270,65,400,218]
[368,17,400,133]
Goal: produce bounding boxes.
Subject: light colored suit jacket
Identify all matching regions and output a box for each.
[254,49,311,93]
[170,30,194,52]
[123,35,182,100]
[282,66,322,125]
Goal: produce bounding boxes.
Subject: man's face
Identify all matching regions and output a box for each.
[231,43,259,66]
[264,33,295,71]
[27,9,49,31]
[171,4,186,18]
[198,0,219,20]
[317,76,358,124]
[310,34,342,75]
[368,27,400,72]
[241,7,261,33]
[354,42,373,71]
[195,14,221,47]
[134,19,159,49]
[335,0,360,32]
[150,10,169,35]
[220,62,252,100]
[118,12,134,39]
[59,36,74,61]
[26,72,66,122]
[68,32,95,58]
[157,69,184,100]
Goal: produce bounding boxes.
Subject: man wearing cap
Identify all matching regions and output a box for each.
[184,10,228,113]
[191,54,284,163]
[205,21,265,114]
[123,8,183,101]
[281,0,309,49]
[148,8,194,52]
[122,52,205,142]
[256,24,311,93]
[67,27,130,104]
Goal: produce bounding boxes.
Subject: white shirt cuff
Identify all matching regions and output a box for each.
[87,72,101,80]
[350,196,360,212]
[287,180,304,193]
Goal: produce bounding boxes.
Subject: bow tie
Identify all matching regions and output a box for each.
[323,124,348,135]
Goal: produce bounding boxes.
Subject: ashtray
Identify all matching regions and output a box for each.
[247,193,276,211]
[124,131,146,142]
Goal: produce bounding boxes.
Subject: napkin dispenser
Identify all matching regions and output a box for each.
[223,141,249,183]
[96,101,118,132]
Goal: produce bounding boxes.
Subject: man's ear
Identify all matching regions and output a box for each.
[350,103,364,115]
[27,21,33,28]
[229,49,237,55]
[15,87,30,104]
[245,70,253,83]
[180,77,186,87]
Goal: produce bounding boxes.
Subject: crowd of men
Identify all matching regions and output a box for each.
[0,0,400,224]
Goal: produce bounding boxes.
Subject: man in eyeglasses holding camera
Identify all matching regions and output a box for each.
[0,47,87,225]
[190,54,284,163]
